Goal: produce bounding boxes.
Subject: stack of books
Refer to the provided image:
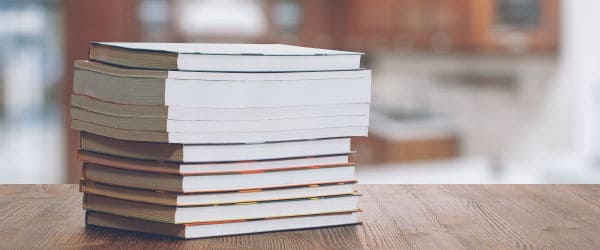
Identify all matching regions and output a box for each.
[72,42,371,239]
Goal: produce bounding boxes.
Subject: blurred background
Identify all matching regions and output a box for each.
[1,0,600,184]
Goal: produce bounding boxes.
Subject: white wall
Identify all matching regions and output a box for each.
[371,2,600,165]
[512,1,600,160]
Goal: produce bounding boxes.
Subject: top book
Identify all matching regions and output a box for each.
[88,42,363,72]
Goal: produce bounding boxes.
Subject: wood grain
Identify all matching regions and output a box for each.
[1,184,599,249]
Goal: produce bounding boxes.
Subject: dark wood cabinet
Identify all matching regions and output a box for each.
[288,0,559,53]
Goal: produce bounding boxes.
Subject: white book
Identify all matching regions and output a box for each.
[71,94,370,121]
[88,42,362,72]
[83,164,356,193]
[84,193,359,224]
[79,132,352,163]
[86,211,360,239]
[79,150,351,175]
[73,60,371,108]
[81,180,356,206]
[72,119,367,143]
[71,107,369,133]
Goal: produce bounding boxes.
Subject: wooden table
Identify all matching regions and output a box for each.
[1,185,599,249]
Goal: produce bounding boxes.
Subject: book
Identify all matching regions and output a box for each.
[71,94,370,121]
[83,193,359,224]
[82,163,356,193]
[79,151,352,175]
[73,42,370,239]
[80,180,356,206]
[73,120,367,143]
[86,211,360,239]
[73,60,371,108]
[79,132,352,162]
[71,107,369,133]
[88,42,362,72]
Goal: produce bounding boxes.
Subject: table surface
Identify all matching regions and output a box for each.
[1,184,599,249]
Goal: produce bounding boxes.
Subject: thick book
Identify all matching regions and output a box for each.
[80,180,356,206]
[71,107,369,133]
[88,42,362,72]
[73,60,371,108]
[71,94,370,121]
[83,193,359,224]
[79,151,352,175]
[82,163,356,193]
[86,211,360,239]
[79,132,352,163]
[72,119,367,143]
